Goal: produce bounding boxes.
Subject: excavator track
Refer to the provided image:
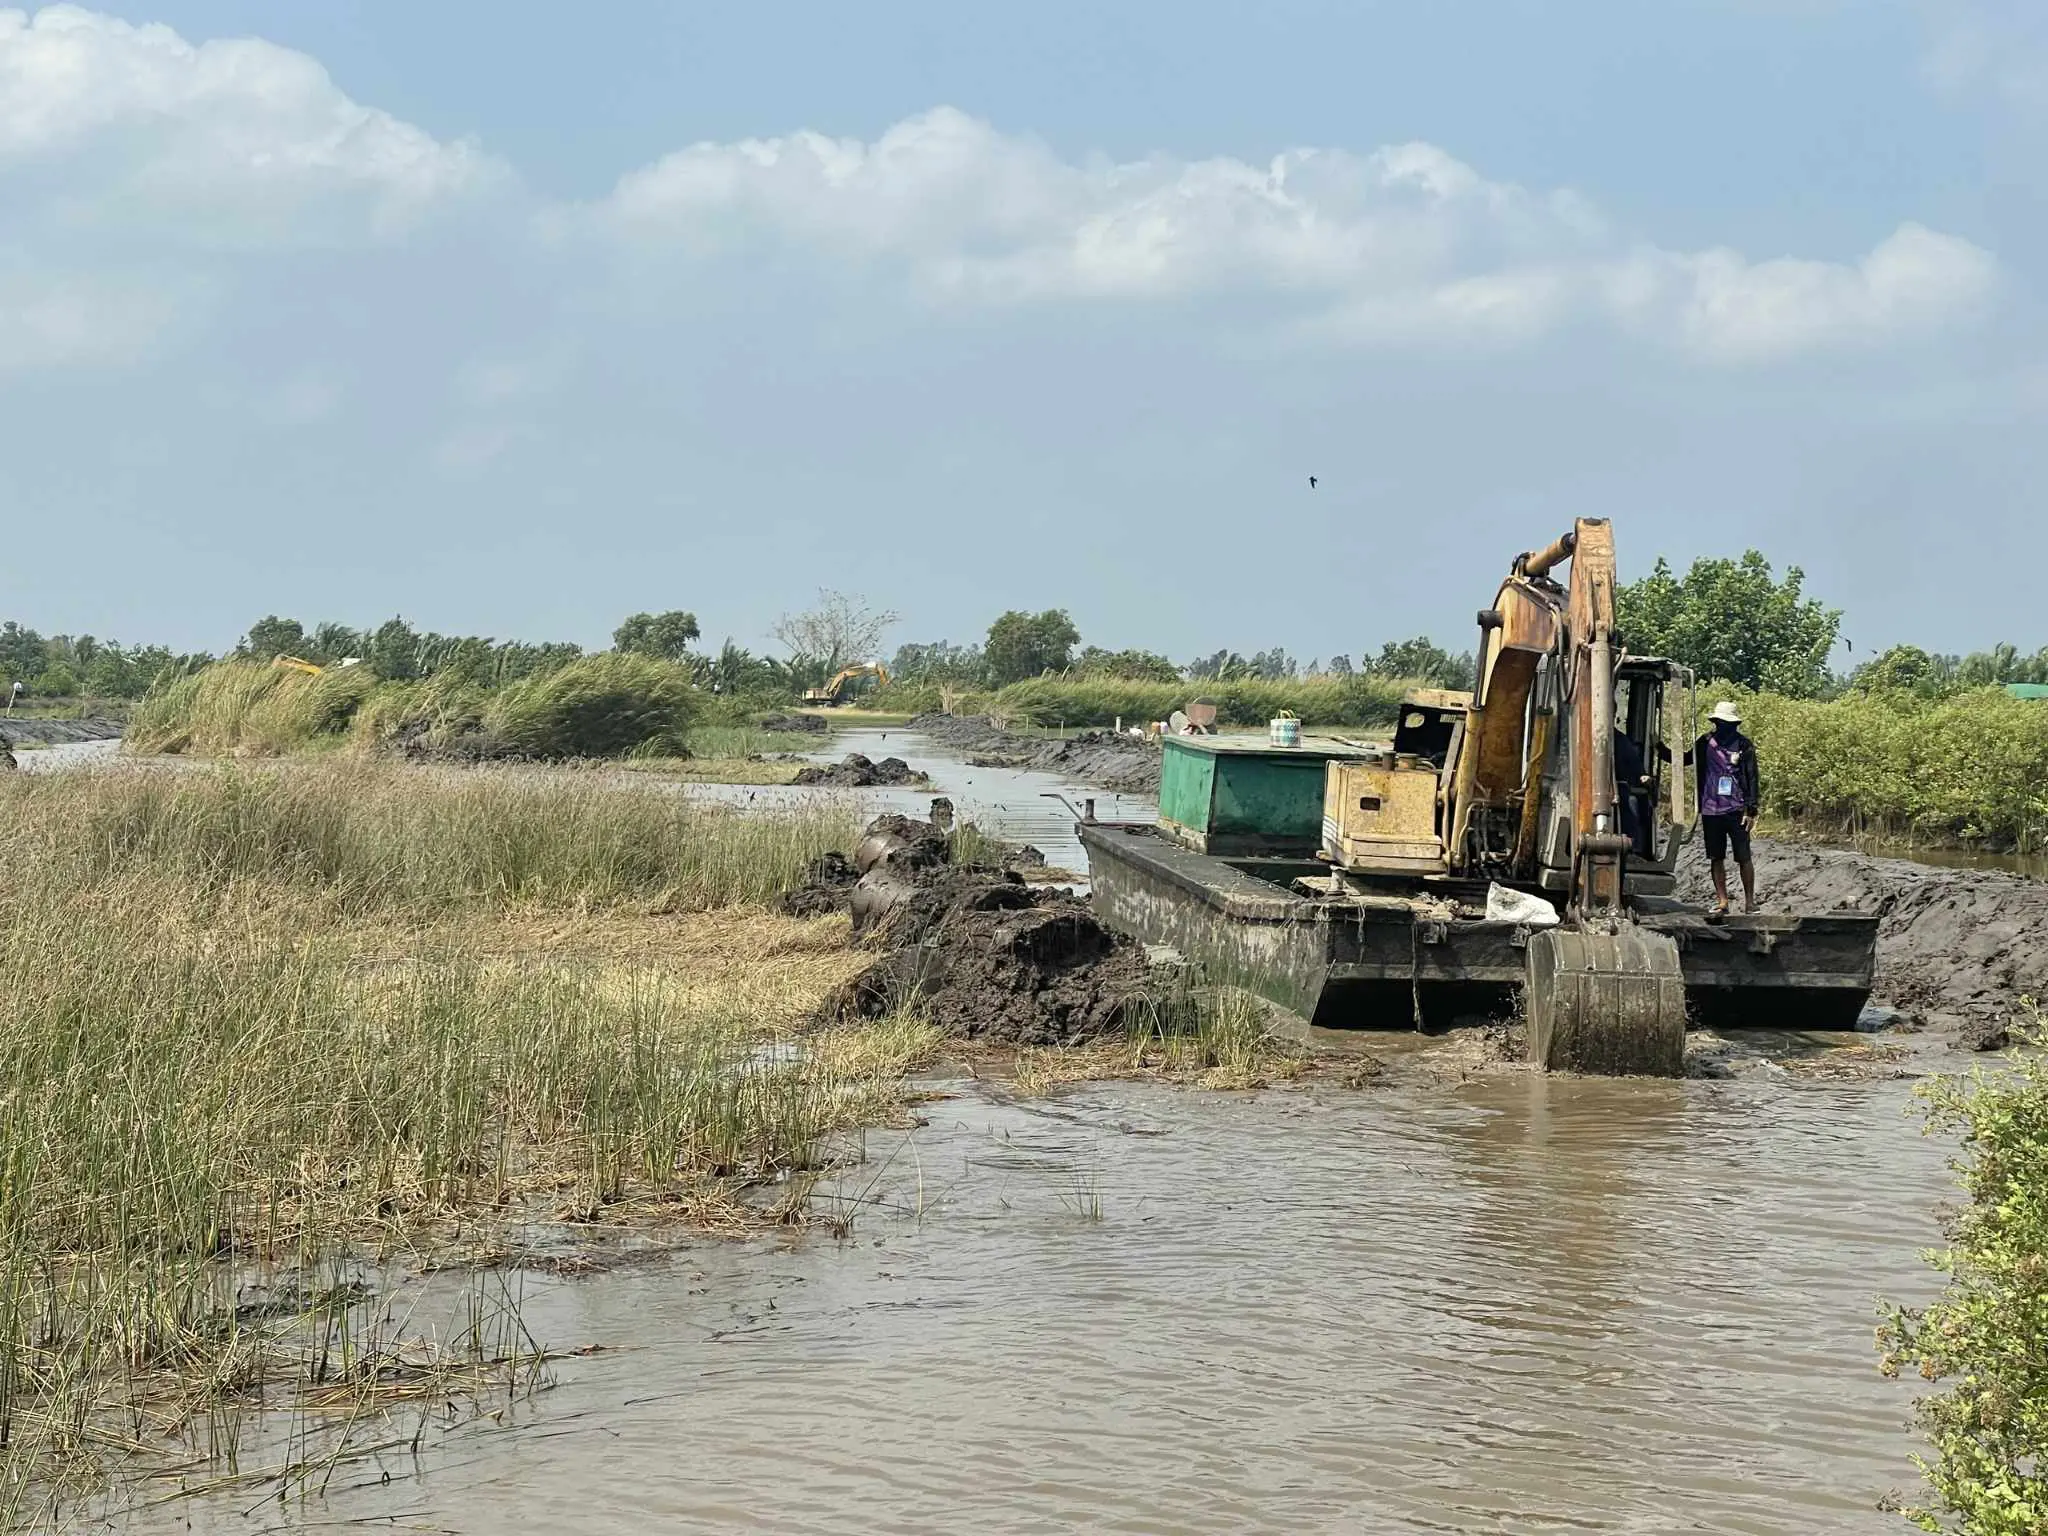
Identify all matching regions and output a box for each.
[1524,925,1687,1076]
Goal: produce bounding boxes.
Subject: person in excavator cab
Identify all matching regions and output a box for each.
[1613,726,1652,857]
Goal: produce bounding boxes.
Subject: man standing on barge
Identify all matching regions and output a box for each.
[1697,701,1760,916]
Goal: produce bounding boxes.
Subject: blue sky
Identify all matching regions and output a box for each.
[3,1,2043,666]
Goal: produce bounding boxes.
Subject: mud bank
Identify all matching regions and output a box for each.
[0,716,122,747]
[757,713,830,734]
[1678,837,2048,1047]
[905,713,1162,795]
[791,753,929,787]
[790,810,1153,1045]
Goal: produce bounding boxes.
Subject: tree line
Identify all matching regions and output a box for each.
[890,610,1479,691]
[8,560,2038,707]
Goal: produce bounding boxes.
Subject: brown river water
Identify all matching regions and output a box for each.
[56,726,1966,1532]
[120,1054,1953,1534]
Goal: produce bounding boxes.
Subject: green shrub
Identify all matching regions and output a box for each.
[1880,1004,2048,1532]
[1741,687,2048,849]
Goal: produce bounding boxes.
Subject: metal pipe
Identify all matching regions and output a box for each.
[1518,530,1577,579]
[1589,628,1616,827]
[1512,709,1552,871]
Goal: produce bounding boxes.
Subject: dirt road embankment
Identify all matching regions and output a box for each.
[0,717,123,747]
[1678,838,2048,1048]
[905,713,1162,795]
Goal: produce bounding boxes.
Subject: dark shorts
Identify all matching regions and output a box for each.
[1701,812,1751,863]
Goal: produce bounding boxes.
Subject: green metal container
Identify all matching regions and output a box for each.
[1157,735,1377,856]
[2007,683,2048,701]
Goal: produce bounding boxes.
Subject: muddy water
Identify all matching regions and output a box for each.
[72,726,1967,1532]
[12,737,120,772]
[678,725,1157,874]
[119,1059,1953,1534]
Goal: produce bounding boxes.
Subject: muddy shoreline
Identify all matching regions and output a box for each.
[0,716,123,747]
[905,712,1163,795]
[1677,839,2047,1046]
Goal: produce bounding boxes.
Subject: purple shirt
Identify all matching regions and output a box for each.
[1700,734,1748,818]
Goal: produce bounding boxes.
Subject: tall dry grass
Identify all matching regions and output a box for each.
[128,654,704,762]
[3,759,851,913]
[0,762,889,1520]
[127,663,377,757]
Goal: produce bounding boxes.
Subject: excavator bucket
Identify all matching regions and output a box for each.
[1525,925,1687,1076]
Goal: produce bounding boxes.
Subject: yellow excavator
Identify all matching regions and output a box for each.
[1322,518,1695,1070]
[271,655,325,676]
[1081,516,1878,1076]
[802,662,890,706]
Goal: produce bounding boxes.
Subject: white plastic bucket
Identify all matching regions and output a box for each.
[1269,716,1301,748]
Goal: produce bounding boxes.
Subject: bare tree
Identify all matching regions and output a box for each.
[770,590,898,674]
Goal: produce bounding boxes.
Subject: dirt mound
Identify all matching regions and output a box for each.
[906,714,1161,794]
[791,753,928,787]
[1677,836,2048,1048]
[780,851,858,917]
[802,812,1155,1044]
[757,713,830,734]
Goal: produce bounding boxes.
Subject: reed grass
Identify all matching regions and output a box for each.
[1,760,853,914]
[0,761,892,1518]
[129,655,704,762]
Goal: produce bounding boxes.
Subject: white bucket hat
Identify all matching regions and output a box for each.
[1707,700,1743,724]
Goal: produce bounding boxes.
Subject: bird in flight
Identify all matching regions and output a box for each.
[1308,475,1318,489]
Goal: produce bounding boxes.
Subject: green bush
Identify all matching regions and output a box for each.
[1741,687,2048,849]
[1880,1005,2048,1532]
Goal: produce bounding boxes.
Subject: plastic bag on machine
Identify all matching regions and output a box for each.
[1485,883,1560,927]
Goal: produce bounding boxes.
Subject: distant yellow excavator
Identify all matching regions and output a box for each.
[271,655,325,676]
[802,663,890,706]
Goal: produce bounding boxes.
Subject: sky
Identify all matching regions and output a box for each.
[2,1,2044,666]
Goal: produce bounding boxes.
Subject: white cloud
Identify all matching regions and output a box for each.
[0,4,498,244]
[0,10,2004,377]
[0,270,175,370]
[596,107,1998,364]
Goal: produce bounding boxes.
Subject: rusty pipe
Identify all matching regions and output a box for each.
[1517,530,1577,579]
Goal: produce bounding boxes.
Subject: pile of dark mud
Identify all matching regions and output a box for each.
[905,713,1162,795]
[0,717,123,747]
[757,713,830,734]
[787,807,1153,1045]
[792,753,929,788]
[1678,836,2048,1049]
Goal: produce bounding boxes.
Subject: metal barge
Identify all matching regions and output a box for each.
[1080,813,1878,1033]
